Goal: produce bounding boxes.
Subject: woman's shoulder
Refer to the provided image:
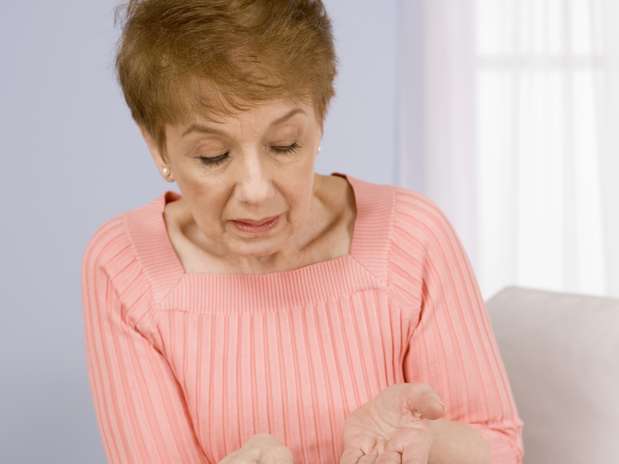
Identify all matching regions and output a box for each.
[80,212,144,309]
[347,174,440,216]
[381,183,460,308]
[350,176,446,235]
[81,194,163,285]
[82,213,130,269]
[330,174,453,255]
[390,184,448,228]
[382,182,458,262]
[81,198,166,328]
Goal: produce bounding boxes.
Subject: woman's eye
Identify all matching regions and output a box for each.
[198,153,228,167]
[271,142,301,154]
[197,143,301,167]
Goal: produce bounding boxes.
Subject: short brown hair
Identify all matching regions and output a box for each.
[113,0,338,158]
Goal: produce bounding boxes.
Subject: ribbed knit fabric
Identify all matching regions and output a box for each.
[81,172,524,464]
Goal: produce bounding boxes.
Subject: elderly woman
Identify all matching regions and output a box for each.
[81,1,524,463]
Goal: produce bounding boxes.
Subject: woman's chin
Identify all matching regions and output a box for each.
[226,233,290,258]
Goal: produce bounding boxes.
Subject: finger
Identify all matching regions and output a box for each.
[397,383,446,421]
[402,439,432,464]
[357,452,379,464]
[417,393,446,420]
[375,450,402,464]
[340,447,365,464]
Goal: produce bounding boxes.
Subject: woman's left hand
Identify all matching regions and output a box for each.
[340,382,446,464]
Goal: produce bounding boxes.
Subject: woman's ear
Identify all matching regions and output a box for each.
[138,125,174,181]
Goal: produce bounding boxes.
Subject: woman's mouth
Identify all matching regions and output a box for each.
[230,214,281,234]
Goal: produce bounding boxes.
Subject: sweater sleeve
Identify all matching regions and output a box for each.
[81,218,211,464]
[389,188,524,464]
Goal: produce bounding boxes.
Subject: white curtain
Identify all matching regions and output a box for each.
[396,0,619,300]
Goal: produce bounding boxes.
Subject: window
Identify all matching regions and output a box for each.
[476,0,606,296]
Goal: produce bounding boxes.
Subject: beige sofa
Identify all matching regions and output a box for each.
[485,286,619,463]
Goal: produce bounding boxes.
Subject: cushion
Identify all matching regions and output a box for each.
[485,285,619,464]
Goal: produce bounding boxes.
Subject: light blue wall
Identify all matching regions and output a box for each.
[318,0,398,184]
[0,1,398,461]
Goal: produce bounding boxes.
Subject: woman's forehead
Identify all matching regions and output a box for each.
[168,103,310,141]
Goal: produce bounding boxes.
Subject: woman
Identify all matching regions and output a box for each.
[81,1,524,463]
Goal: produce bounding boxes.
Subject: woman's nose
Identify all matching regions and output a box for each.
[236,154,275,205]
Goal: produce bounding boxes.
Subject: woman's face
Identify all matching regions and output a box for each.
[141,98,323,261]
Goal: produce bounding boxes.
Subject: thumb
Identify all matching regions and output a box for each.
[413,391,446,420]
[397,383,446,421]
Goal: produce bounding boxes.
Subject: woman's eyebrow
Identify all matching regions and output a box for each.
[181,107,306,137]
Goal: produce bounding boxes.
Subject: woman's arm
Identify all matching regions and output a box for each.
[81,226,211,463]
[393,189,524,463]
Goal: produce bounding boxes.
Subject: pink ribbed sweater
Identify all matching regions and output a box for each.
[81,172,524,464]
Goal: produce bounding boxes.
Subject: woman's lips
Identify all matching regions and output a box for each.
[233,215,279,225]
[230,214,280,233]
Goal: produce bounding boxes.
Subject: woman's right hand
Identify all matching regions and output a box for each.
[218,433,294,463]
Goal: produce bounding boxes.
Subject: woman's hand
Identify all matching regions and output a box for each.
[218,433,294,464]
[340,383,446,464]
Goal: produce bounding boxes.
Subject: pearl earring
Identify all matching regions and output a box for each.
[161,166,170,177]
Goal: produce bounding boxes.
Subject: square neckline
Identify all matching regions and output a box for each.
[124,170,395,308]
